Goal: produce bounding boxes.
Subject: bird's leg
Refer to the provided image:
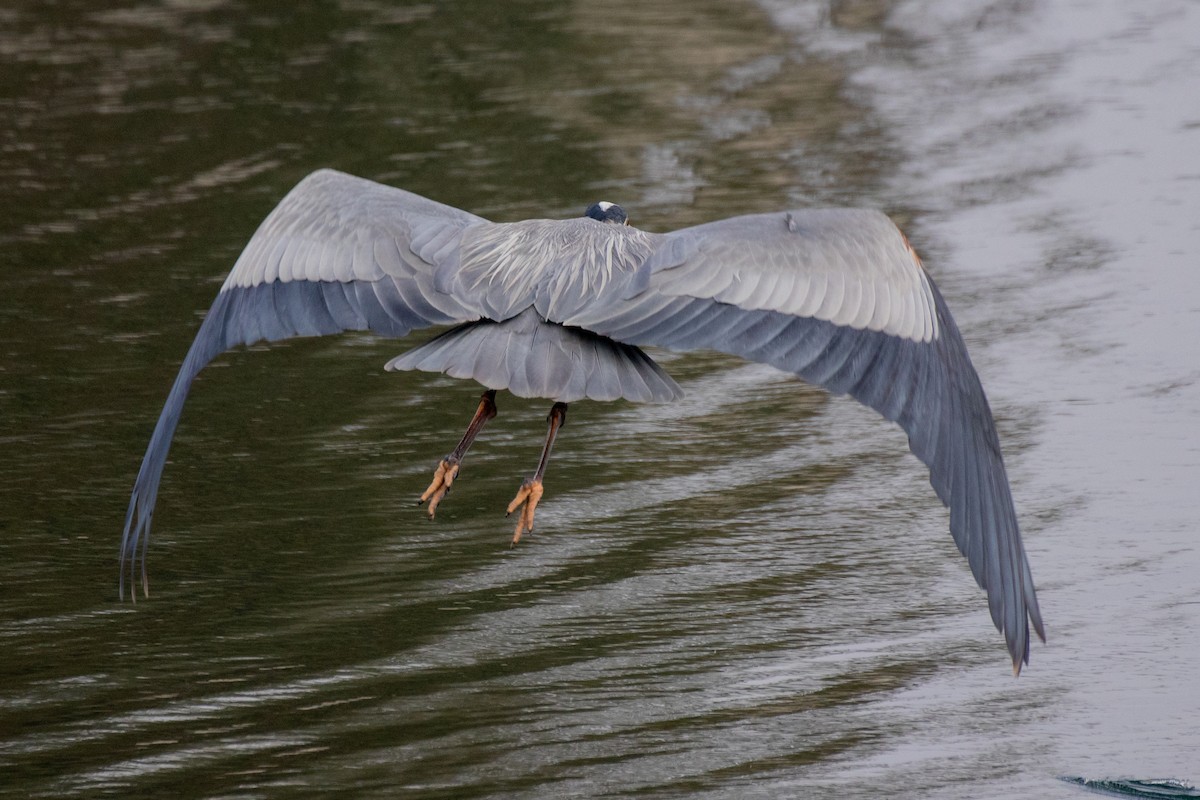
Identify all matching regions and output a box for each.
[418,390,497,517]
[506,402,568,545]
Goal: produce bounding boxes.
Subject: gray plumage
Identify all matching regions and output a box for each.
[386,308,681,403]
[120,168,1045,673]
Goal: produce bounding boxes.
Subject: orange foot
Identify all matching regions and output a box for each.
[505,478,544,545]
[417,458,460,518]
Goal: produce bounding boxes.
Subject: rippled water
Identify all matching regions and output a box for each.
[2,1,1198,797]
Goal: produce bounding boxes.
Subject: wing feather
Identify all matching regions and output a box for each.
[615,209,938,343]
[812,268,846,324]
[120,170,484,598]
[793,269,826,319]
[865,273,889,333]
[320,280,365,330]
[578,209,1043,671]
[837,268,866,329]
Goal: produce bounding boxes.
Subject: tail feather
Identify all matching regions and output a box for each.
[386,308,683,404]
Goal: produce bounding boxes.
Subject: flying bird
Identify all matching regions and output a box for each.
[120,169,1045,672]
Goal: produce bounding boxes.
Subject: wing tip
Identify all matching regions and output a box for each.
[1007,603,1046,676]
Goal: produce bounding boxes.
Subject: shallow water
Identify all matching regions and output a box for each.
[2,0,1198,797]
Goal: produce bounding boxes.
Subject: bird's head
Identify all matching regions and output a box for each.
[584,201,628,225]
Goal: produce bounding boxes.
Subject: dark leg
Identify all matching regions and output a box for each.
[506,402,568,544]
[418,390,497,517]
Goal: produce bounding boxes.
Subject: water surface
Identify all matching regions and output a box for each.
[2,0,1198,797]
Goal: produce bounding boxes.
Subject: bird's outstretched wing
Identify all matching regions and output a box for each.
[571,209,1045,672]
[120,169,484,599]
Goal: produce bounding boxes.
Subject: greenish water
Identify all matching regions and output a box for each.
[3,1,1198,797]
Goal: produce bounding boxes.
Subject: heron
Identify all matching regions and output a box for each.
[120,169,1045,673]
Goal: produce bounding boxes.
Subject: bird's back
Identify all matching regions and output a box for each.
[439,217,659,322]
[395,217,677,403]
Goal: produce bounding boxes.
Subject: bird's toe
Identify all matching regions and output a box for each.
[506,478,544,545]
[418,458,460,517]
